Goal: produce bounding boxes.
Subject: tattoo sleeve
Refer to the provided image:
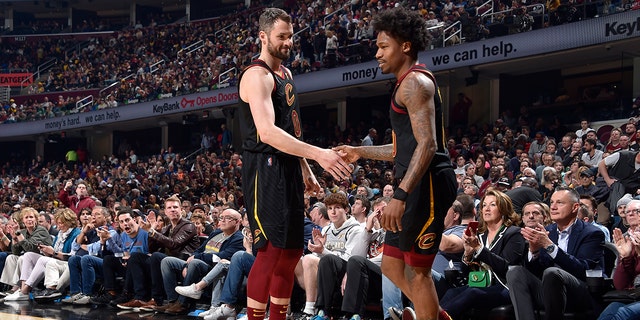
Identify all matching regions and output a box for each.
[396,72,437,194]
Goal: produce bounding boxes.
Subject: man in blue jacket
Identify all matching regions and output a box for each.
[156,208,245,315]
[506,187,604,320]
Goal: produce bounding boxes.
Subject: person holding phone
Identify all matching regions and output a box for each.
[89,206,149,306]
[5,208,81,301]
[440,190,525,319]
[62,206,121,304]
[431,195,477,298]
[0,207,53,296]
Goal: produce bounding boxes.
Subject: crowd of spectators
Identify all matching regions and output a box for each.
[1,0,634,124]
[0,85,638,318]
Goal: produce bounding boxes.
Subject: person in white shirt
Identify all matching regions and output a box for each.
[294,193,367,317]
[581,138,604,167]
[575,119,593,142]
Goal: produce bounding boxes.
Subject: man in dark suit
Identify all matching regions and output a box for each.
[506,187,604,320]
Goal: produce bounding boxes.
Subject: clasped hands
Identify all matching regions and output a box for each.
[521,223,553,252]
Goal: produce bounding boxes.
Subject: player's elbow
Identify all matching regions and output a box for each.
[424,139,437,154]
[258,128,278,145]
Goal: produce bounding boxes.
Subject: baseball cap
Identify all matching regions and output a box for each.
[497,177,511,186]
[618,194,633,207]
[579,170,594,177]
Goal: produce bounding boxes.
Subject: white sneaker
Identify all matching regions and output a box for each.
[73,294,92,305]
[62,293,83,304]
[199,306,219,318]
[175,283,203,300]
[205,304,236,320]
[4,290,30,301]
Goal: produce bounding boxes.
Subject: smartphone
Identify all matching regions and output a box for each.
[242,227,251,238]
[465,221,479,236]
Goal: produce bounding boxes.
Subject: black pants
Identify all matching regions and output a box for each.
[507,265,595,320]
[316,255,382,316]
[342,255,382,315]
[316,254,347,316]
[126,252,152,301]
[103,255,127,292]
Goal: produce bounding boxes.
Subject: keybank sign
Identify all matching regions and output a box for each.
[605,16,640,36]
[295,9,640,92]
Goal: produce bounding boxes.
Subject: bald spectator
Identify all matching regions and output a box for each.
[361,128,377,146]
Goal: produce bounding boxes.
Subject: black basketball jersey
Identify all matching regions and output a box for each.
[389,64,449,179]
[237,59,303,154]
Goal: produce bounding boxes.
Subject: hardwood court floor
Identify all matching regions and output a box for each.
[0,300,205,319]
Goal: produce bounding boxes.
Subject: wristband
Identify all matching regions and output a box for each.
[393,188,409,201]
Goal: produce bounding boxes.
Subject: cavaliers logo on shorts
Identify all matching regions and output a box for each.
[253,229,263,244]
[417,233,437,250]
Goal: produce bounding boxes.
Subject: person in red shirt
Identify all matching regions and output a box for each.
[58,180,95,218]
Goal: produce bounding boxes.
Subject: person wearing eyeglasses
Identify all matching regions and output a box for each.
[155,208,245,315]
[597,200,640,320]
[117,195,201,312]
[507,187,605,319]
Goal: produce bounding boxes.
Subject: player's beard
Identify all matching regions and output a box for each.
[267,38,290,61]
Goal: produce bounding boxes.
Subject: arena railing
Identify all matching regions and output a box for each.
[150,60,165,74]
[218,67,237,88]
[20,58,57,89]
[177,40,204,57]
[442,21,463,47]
[477,0,494,17]
[73,95,94,113]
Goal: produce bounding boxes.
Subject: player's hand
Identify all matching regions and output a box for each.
[304,174,321,195]
[333,145,360,164]
[380,199,404,233]
[315,149,351,181]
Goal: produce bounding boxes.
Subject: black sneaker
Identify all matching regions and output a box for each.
[34,288,62,299]
[31,288,46,296]
[90,292,116,305]
[109,293,133,308]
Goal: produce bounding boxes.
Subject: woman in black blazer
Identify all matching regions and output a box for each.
[440,189,525,319]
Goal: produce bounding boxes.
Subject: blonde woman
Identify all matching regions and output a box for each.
[0,207,53,295]
[5,208,80,301]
